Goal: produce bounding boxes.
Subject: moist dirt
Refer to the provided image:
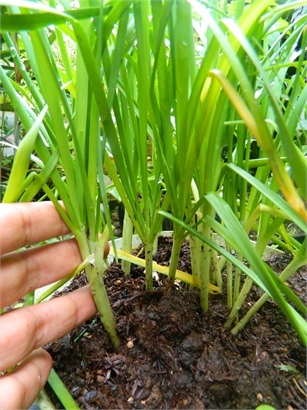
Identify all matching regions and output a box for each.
[45,236,307,409]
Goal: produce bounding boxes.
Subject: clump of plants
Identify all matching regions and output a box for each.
[0,0,306,403]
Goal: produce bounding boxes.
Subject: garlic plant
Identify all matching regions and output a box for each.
[0,0,306,346]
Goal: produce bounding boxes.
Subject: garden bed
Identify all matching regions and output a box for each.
[46,236,306,409]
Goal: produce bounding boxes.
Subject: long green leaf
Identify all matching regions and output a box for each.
[228,163,307,233]
[3,106,48,203]
[20,148,60,202]
[0,4,100,31]
[222,16,307,200]
[47,369,79,410]
[205,192,306,314]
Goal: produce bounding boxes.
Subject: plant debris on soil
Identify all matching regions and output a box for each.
[45,236,307,409]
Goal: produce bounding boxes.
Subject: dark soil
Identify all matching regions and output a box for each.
[45,236,307,409]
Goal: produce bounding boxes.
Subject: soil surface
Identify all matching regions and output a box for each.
[45,236,307,409]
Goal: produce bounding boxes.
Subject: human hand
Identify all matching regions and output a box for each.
[0,202,109,409]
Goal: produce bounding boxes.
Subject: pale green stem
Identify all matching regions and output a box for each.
[189,187,201,287]
[153,234,158,255]
[121,208,133,275]
[231,242,307,335]
[85,262,119,348]
[224,276,253,328]
[226,235,270,328]
[199,224,212,313]
[145,242,154,290]
[210,231,222,291]
[168,232,185,283]
[233,253,243,307]
[77,231,120,348]
[189,233,201,288]
[218,254,227,272]
[226,243,233,309]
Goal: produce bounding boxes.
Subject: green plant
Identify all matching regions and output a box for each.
[159,0,307,342]
[0,1,119,348]
[0,0,306,346]
[1,3,306,408]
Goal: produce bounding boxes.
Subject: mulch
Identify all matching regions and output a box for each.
[45,236,307,409]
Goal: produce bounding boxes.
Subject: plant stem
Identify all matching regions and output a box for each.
[226,244,233,309]
[226,224,281,329]
[145,242,154,290]
[153,234,158,255]
[168,231,184,283]
[231,241,307,335]
[199,223,212,313]
[210,234,222,292]
[224,276,253,328]
[85,262,119,348]
[77,232,120,348]
[233,251,242,297]
[121,208,133,275]
[189,233,200,287]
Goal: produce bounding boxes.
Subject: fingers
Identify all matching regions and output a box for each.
[0,349,52,410]
[0,239,110,309]
[0,202,69,256]
[0,238,82,309]
[0,286,97,372]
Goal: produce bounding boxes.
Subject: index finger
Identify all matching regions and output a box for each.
[0,286,97,372]
[0,202,70,256]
